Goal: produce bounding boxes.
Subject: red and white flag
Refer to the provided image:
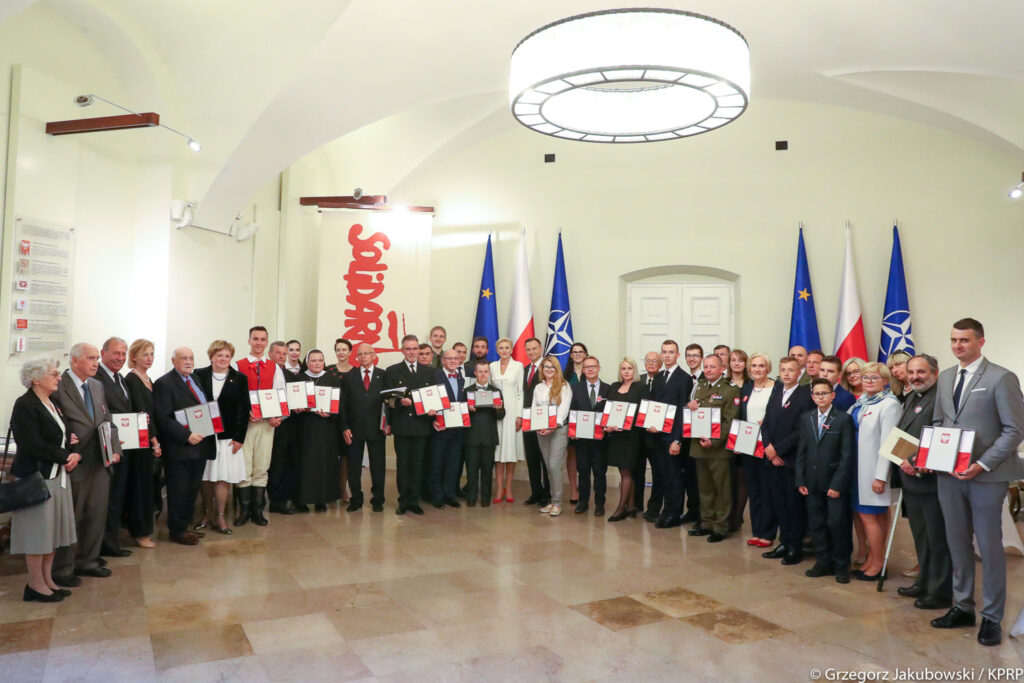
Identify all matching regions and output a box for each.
[508,237,535,364]
[833,227,868,362]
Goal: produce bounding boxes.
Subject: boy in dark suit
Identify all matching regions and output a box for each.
[464,361,505,507]
[796,377,856,583]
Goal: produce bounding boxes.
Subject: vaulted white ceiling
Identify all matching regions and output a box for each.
[10,0,1024,227]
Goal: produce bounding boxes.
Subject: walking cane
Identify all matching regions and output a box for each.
[877,489,903,592]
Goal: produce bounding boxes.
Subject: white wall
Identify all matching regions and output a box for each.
[387,99,1024,376]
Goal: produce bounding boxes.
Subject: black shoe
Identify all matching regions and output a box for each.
[431,501,445,509]
[269,501,295,515]
[707,532,726,543]
[372,503,384,512]
[75,566,112,578]
[23,585,63,602]
[804,563,835,578]
[679,512,700,524]
[978,619,1002,646]
[410,506,425,515]
[657,517,683,529]
[595,505,605,517]
[836,567,850,584]
[570,498,579,505]
[314,504,327,512]
[642,511,660,523]
[467,500,477,507]
[53,574,81,588]
[100,546,131,558]
[52,588,71,597]
[445,499,461,508]
[346,501,362,512]
[574,504,588,514]
[524,496,539,506]
[481,501,490,508]
[687,524,710,536]
[608,510,629,522]
[762,545,788,559]
[96,557,108,567]
[856,570,882,582]
[931,606,976,629]
[781,550,805,566]
[898,585,926,599]
[234,487,251,526]
[293,503,310,513]
[395,506,406,515]
[914,596,952,610]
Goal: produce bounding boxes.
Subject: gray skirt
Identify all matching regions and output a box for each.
[10,475,77,555]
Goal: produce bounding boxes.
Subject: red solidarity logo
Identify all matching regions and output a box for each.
[343,224,405,355]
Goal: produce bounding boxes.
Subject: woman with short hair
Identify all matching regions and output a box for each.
[489,338,524,502]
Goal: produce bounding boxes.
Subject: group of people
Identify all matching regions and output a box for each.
[4,318,1022,648]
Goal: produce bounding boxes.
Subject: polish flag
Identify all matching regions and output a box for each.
[833,228,868,363]
[508,237,535,363]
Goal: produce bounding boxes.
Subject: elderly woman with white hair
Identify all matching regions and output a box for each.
[8,357,81,602]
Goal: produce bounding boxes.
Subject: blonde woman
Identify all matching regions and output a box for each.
[740,352,776,547]
[605,357,648,521]
[840,357,866,398]
[123,339,162,548]
[533,356,571,516]
[886,350,912,398]
[489,338,524,502]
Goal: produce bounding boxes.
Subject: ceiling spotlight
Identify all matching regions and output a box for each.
[187,138,202,152]
[74,95,94,107]
[1010,173,1024,199]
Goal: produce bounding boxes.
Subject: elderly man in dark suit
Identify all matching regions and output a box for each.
[51,342,121,586]
[343,343,389,512]
[929,319,1024,646]
[153,347,216,545]
[430,350,468,508]
[570,355,610,515]
[94,336,133,559]
[385,334,436,515]
[893,354,952,610]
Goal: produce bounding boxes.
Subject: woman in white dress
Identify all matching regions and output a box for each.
[848,361,901,580]
[490,338,524,502]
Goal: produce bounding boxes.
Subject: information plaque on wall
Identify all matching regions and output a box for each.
[8,216,75,362]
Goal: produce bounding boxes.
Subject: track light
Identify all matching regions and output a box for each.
[1010,172,1024,199]
[73,94,201,152]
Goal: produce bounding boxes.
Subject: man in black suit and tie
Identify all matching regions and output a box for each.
[343,343,389,512]
[633,352,663,514]
[153,347,216,545]
[520,337,550,506]
[52,342,121,585]
[759,357,815,565]
[430,350,468,508]
[893,354,952,610]
[94,337,133,559]
[570,356,610,515]
[385,334,436,515]
[648,340,694,528]
[796,378,856,583]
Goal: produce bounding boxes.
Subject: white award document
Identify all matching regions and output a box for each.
[111,412,150,450]
[412,385,451,415]
[683,407,721,439]
[286,381,316,410]
[879,427,920,467]
[568,410,603,440]
[600,401,637,430]
[314,385,341,414]
[435,402,471,430]
[636,400,676,433]
[174,402,224,438]
[727,420,763,457]
[521,405,557,431]
[468,390,496,408]
[917,426,974,474]
[249,388,289,419]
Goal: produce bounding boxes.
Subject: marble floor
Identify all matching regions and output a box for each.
[2,478,1023,682]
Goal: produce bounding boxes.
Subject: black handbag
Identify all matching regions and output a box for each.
[0,425,52,514]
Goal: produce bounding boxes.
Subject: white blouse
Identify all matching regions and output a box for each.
[746,383,774,424]
[212,371,227,401]
[531,381,571,426]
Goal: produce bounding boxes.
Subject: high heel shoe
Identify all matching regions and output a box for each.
[493,497,504,504]
[627,509,639,518]
[607,510,629,522]
[505,496,514,503]
[24,585,63,602]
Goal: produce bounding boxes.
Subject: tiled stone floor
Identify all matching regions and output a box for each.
[1,477,1022,681]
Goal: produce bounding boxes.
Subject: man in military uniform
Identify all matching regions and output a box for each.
[687,354,741,542]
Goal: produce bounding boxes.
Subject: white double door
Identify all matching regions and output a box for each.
[626,283,734,362]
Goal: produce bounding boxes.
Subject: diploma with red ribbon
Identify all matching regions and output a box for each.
[111,412,150,450]
[635,400,676,433]
[599,401,637,430]
[249,388,290,419]
[174,402,225,437]
[682,407,721,439]
[916,426,974,474]
[434,402,471,430]
[568,410,604,439]
[726,419,764,457]
[314,385,341,414]
[521,405,557,431]
[412,385,451,415]
[286,381,316,410]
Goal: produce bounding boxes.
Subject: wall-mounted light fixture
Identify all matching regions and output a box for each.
[1010,172,1024,199]
[45,94,201,151]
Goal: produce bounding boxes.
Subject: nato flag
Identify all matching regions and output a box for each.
[473,234,500,361]
[788,228,822,352]
[544,233,574,368]
[878,226,915,362]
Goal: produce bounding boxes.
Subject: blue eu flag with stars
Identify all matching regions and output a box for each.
[788,228,822,352]
[544,233,574,368]
[473,235,500,362]
[878,226,915,362]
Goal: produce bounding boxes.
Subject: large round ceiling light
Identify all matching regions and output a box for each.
[509,8,750,143]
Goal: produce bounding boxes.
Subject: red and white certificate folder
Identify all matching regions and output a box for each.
[600,401,636,430]
[249,388,290,419]
[174,402,224,438]
[111,412,150,450]
[412,385,451,415]
[636,400,676,433]
[285,381,316,410]
[682,407,721,439]
[521,405,557,431]
[467,390,503,409]
[434,403,471,430]
[568,411,603,439]
[916,426,975,474]
[314,386,341,414]
[727,420,764,457]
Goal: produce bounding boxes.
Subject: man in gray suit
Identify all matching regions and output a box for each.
[930,318,1024,646]
[51,342,122,586]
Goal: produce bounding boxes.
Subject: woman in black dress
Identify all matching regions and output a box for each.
[122,339,162,548]
[324,338,354,501]
[605,357,648,522]
[298,350,345,511]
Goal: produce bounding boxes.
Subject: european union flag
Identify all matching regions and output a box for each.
[788,228,822,352]
[544,233,574,367]
[878,226,915,362]
[473,234,500,361]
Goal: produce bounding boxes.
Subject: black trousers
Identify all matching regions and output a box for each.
[394,435,427,508]
[125,448,155,538]
[658,442,696,521]
[103,457,130,551]
[745,456,777,540]
[764,464,805,547]
[633,442,658,512]
[805,489,852,568]
[165,458,205,537]
[575,440,608,506]
[430,431,464,503]
[681,451,700,518]
[421,433,435,500]
[522,431,550,502]
[904,489,953,599]
[464,445,495,503]
[268,421,299,504]
[348,438,386,506]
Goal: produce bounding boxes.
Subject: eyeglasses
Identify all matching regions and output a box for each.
[582,364,599,370]
[861,375,883,382]
[811,391,833,398]
[684,353,702,359]
[571,350,586,355]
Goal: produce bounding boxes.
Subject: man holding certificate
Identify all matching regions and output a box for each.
[429,350,468,508]
[929,319,1024,646]
[386,334,436,515]
[687,355,740,542]
[94,337,134,559]
[569,356,610,516]
[647,341,693,529]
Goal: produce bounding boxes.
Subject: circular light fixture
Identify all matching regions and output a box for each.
[509,8,750,143]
